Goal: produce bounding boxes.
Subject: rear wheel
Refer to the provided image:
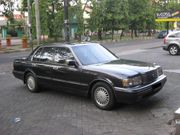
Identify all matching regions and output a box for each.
[25,73,39,92]
[92,82,115,110]
[169,45,179,55]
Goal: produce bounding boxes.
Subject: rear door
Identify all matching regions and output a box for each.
[31,47,55,85]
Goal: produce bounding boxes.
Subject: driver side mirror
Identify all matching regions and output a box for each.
[66,60,78,68]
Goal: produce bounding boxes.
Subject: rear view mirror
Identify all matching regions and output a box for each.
[67,60,78,68]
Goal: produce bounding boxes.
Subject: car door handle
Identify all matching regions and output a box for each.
[32,63,37,67]
[52,66,60,70]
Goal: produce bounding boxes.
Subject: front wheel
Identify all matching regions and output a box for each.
[169,45,179,55]
[25,73,39,92]
[92,82,115,110]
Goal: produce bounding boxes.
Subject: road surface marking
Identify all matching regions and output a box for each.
[117,49,147,56]
[164,69,180,74]
[0,72,6,75]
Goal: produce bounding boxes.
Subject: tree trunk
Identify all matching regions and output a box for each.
[120,29,124,40]
[111,20,114,40]
[135,29,138,37]
[111,29,114,40]
[147,28,151,36]
[98,29,102,40]
[131,29,134,39]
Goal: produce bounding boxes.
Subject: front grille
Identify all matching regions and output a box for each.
[142,70,158,85]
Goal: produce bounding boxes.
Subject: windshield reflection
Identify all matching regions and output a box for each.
[72,44,118,65]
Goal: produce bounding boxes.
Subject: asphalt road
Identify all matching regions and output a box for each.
[0,39,179,135]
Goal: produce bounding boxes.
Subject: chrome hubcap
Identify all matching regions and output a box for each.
[27,76,35,91]
[170,46,178,55]
[94,87,109,107]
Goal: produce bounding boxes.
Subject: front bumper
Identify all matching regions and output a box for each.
[114,75,167,104]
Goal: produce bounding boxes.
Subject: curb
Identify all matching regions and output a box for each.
[0,48,31,54]
[95,37,155,44]
[0,37,155,54]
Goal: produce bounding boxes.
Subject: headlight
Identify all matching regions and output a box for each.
[157,67,163,76]
[122,76,142,87]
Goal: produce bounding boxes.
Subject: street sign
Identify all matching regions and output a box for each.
[156,12,171,18]
[156,11,180,22]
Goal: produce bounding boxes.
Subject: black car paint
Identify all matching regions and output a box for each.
[13,43,167,103]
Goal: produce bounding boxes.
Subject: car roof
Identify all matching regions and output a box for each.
[39,42,100,48]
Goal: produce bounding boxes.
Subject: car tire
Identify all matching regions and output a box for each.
[25,73,39,93]
[169,45,179,55]
[92,82,115,110]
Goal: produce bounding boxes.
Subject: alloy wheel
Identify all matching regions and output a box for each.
[169,45,178,55]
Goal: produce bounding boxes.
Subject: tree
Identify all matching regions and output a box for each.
[89,0,107,40]
[89,0,129,40]
[128,0,153,38]
[21,0,84,41]
[69,0,84,36]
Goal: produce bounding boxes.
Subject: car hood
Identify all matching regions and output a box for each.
[84,59,157,78]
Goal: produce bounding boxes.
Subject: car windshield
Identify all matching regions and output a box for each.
[72,44,118,65]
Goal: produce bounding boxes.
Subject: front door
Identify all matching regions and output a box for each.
[51,47,90,95]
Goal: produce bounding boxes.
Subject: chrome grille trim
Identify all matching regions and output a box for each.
[142,70,158,85]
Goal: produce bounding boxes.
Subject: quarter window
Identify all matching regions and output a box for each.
[32,48,43,61]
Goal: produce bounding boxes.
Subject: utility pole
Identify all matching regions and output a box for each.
[27,0,33,50]
[35,0,41,46]
[64,0,70,42]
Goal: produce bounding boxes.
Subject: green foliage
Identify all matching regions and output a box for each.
[20,0,180,40]
[89,0,129,39]
[89,0,158,38]
[22,0,84,40]
[40,0,50,36]
[88,0,104,31]
[21,0,34,11]
[69,0,84,35]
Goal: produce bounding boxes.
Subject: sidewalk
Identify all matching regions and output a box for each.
[0,45,31,54]
[97,36,155,44]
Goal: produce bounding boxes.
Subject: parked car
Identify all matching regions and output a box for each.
[157,30,168,38]
[13,43,167,110]
[163,31,180,55]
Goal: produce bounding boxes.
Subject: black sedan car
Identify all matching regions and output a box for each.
[13,43,167,110]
